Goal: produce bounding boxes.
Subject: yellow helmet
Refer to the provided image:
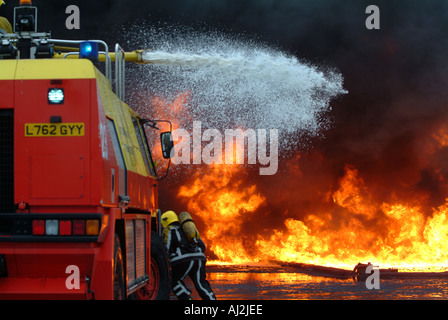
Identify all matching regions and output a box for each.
[0,1,5,6]
[161,210,179,228]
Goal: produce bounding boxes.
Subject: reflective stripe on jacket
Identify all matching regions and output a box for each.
[166,225,206,265]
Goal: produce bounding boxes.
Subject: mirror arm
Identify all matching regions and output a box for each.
[141,119,159,130]
[141,119,173,132]
[156,157,171,181]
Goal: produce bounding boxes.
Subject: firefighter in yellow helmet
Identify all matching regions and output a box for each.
[161,210,216,300]
[0,1,13,34]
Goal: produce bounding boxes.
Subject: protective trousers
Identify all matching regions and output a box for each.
[171,259,216,300]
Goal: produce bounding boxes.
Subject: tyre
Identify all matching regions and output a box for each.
[134,231,171,300]
[113,234,126,300]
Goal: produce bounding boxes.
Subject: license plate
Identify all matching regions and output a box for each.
[25,123,85,137]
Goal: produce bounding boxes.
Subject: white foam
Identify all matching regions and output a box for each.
[127,27,347,151]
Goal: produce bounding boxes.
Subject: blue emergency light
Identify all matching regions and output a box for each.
[79,41,99,62]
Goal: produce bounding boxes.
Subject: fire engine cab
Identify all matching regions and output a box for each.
[0,1,174,299]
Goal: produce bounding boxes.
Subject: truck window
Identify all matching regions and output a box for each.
[132,117,157,179]
[107,119,127,196]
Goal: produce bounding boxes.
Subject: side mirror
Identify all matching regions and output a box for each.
[160,131,174,159]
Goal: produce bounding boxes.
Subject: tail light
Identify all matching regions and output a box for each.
[32,220,45,235]
[73,220,86,236]
[45,219,58,235]
[31,218,100,236]
[59,220,72,236]
[86,219,99,236]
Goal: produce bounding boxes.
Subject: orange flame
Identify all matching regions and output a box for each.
[179,164,265,264]
[152,93,448,271]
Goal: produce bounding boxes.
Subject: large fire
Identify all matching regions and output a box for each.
[149,94,448,272]
[178,163,448,271]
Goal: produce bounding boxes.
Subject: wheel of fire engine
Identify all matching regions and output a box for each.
[135,231,171,300]
[113,234,126,300]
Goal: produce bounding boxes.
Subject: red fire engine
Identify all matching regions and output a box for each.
[0,1,174,299]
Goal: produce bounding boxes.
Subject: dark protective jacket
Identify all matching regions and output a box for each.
[165,224,206,265]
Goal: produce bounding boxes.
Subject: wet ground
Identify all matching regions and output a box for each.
[180,264,448,300]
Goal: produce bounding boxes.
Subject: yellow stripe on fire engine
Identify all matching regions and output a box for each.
[25,123,85,137]
[0,60,17,80]
[16,59,96,80]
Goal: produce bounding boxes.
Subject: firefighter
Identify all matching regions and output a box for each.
[0,1,13,34]
[161,210,216,300]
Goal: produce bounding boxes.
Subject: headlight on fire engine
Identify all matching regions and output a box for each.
[48,88,64,104]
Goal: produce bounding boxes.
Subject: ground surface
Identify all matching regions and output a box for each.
[176,264,448,300]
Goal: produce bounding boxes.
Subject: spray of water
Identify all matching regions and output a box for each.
[125,25,347,152]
